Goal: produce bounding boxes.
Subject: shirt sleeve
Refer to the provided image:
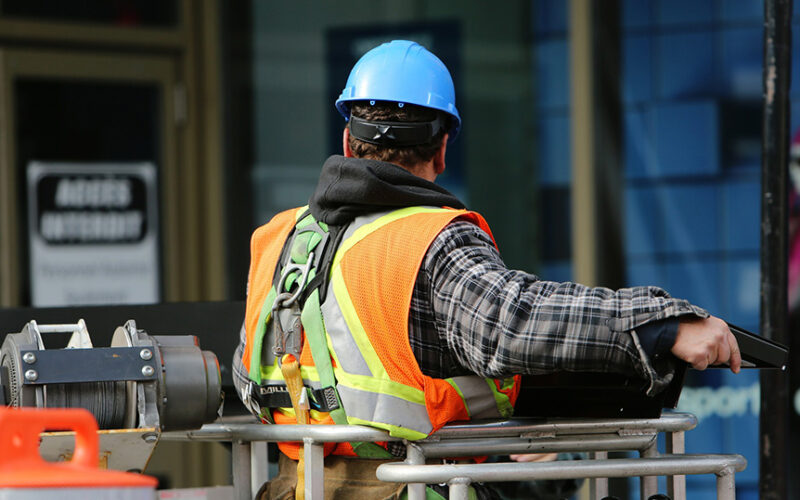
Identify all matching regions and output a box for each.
[636,317,680,361]
[423,220,706,395]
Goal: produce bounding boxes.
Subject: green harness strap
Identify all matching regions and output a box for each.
[249,286,277,386]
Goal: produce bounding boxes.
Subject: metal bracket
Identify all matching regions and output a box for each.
[19,347,158,385]
[65,319,93,348]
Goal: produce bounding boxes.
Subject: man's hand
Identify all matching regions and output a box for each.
[670,316,741,373]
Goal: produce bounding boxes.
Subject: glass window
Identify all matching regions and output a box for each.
[0,0,178,28]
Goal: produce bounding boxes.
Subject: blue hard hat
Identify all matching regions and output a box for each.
[335,40,461,141]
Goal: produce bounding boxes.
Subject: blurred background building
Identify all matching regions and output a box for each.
[0,1,797,498]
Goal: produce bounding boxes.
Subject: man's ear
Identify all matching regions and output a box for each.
[433,133,448,175]
[342,127,354,158]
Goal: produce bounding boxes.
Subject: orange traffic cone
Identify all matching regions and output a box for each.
[0,407,157,499]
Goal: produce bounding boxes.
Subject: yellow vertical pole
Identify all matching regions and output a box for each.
[569,0,597,286]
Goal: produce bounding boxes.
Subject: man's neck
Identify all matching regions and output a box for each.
[397,160,437,182]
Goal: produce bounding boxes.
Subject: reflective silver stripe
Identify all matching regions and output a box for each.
[450,376,503,419]
[320,280,373,376]
[337,384,433,435]
[336,211,391,250]
[336,208,439,253]
[348,211,391,234]
[316,211,393,377]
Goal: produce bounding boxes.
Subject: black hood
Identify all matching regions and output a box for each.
[308,155,466,225]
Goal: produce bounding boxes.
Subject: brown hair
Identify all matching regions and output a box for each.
[347,101,448,168]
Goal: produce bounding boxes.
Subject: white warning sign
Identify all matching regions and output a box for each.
[27,161,160,306]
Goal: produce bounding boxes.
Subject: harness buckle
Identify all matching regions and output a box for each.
[272,251,315,365]
[242,381,263,418]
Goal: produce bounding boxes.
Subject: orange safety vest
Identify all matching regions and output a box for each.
[244,206,521,459]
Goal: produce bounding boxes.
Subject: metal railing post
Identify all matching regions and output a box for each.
[639,438,659,498]
[232,440,252,500]
[406,442,427,500]
[716,467,737,500]
[250,441,270,495]
[448,477,471,500]
[666,430,686,499]
[304,437,325,500]
[589,451,609,499]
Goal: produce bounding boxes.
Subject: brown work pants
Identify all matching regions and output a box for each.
[258,452,407,500]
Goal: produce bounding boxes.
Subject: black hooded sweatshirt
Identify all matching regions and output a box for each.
[308,155,464,225]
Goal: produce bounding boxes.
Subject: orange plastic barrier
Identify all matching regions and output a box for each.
[0,407,157,492]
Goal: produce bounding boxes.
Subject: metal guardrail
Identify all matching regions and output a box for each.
[377,454,746,500]
[162,412,746,500]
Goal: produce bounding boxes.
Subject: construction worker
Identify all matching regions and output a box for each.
[233,40,741,500]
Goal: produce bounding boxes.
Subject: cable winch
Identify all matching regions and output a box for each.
[0,319,223,432]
